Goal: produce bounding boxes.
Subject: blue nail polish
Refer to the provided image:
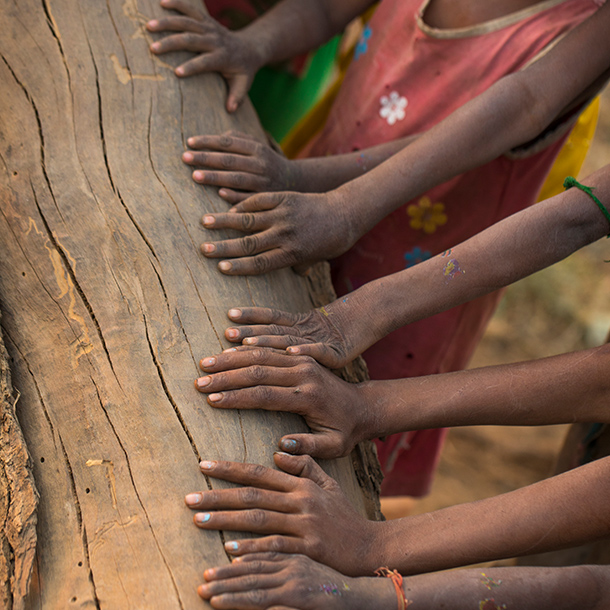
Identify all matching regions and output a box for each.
[225,541,239,552]
[281,439,297,452]
[197,513,211,523]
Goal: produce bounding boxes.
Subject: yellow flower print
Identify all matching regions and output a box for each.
[407,196,447,234]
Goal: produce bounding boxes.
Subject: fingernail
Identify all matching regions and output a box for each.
[228,308,242,319]
[187,137,196,146]
[223,348,237,353]
[281,439,297,452]
[225,541,239,552]
[274,451,294,457]
[219,189,228,197]
[226,328,239,339]
[196,513,211,524]
[185,493,202,505]
[202,357,216,367]
[182,152,193,162]
[243,337,257,345]
[196,376,211,389]
[218,261,232,272]
[200,460,215,470]
[193,170,204,182]
[287,347,300,354]
[175,66,185,76]
[150,42,160,51]
[202,243,216,253]
[204,568,215,579]
[208,393,223,402]
[148,20,158,27]
[202,215,215,226]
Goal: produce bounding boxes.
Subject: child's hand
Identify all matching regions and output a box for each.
[222,306,361,370]
[198,552,392,609]
[185,453,384,576]
[146,0,262,112]
[195,347,373,458]
[182,131,299,201]
[200,190,355,275]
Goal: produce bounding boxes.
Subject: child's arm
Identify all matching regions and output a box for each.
[194,342,610,458]
[185,452,610,577]
[199,3,610,274]
[182,132,418,203]
[146,0,374,112]
[221,164,610,365]
[199,553,610,610]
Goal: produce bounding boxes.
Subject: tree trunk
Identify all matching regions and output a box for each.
[0,1,381,608]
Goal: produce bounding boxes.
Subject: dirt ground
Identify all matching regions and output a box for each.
[381,88,610,522]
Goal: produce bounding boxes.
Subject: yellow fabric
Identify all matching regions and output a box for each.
[536,97,600,202]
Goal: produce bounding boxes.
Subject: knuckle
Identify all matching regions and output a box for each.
[252,255,271,274]
[248,509,268,527]
[268,535,286,552]
[219,135,233,148]
[238,234,259,255]
[237,487,261,506]
[221,155,235,169]
[248,365,266,382]
[251,348,270,363]
[239,214,257,232]
[255,385,274,403]
[247,463,268,479]
[244,588,266,605]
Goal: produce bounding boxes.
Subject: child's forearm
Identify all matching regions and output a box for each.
[326,165,610,356]
[333,3,610,237]
[240,0,373,68]
[399,565,609,610]
[377,456,610,574]
[291,135,419,193]
[358,344,610,440]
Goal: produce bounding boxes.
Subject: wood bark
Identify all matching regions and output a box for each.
[0,1,381,608]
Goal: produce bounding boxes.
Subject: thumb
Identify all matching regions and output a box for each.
[226,73,251,113]
[272,452,331,488]
[279,433,344,460]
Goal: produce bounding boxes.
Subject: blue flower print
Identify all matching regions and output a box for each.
[354,25,372,60]
[404,246,431,268]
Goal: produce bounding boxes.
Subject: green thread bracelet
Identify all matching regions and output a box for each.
[563,176,610,237]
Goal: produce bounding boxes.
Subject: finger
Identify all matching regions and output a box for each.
[232,193,284,213]
[202,386,306,412]
[203,555,287,582]
[215,250,293,276]
[147,16,204,35]
[176,51,227,78]
[273,453,331,489]
[150,32,214,55]
[223,535,303,557]
[185,487,294,512]
[222,552,296,567]
[200,571,285,598]
[279,433,345,460]
[199,460,297,492]
[292,262,312,276]
[187,133,259,154]
[201,211,268,233]
[219,188,251,205]
[159,0,205,20]
[240,335,305,350]
[199,347,304,372]
[286,342,343,368]
[224,323,302,343]
[193,169,268,192]
[227,73,252,112]
[201,235,278,262]
[227,307,301,327]
[193,509,291,535]
[195,364,298,393]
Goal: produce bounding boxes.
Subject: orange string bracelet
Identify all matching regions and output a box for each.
[375,567,412,609]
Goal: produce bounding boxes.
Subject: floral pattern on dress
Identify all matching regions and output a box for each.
[404,246,431,268]
[407,196,447,233]
[354,25,372,59]
[379,91,407,125]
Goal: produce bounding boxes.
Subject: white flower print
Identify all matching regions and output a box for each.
[379,91,407,125]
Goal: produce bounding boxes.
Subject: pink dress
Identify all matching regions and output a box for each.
[303,0,604,496]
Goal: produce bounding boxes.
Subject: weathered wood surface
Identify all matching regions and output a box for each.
[0,0,381,608]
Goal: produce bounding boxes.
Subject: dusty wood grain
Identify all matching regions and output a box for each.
[0,0,381,608]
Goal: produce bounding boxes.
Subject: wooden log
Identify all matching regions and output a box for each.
[0,1,381,607]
